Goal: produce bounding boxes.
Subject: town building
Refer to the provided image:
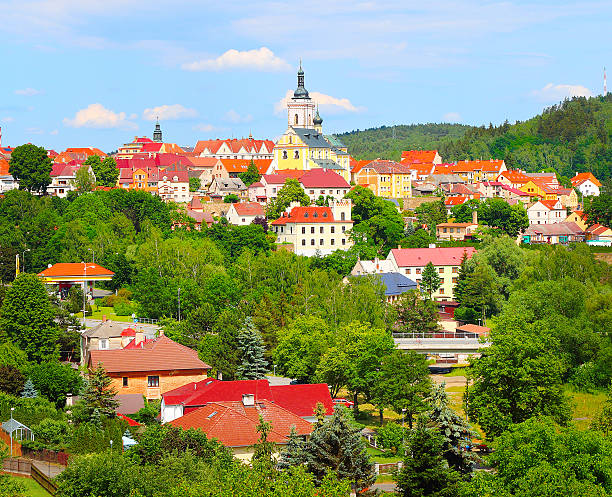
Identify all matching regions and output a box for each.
[115,124,185,159]
[298,168,350,202]
[354,160,413,198]
[571,172,601,197]
[527,199,567,225]
[449,160,507,182]
[157,164,190,203]
[54,147,106,164]
[80,322,155,366]
[0,157,18,193]
[400,150,442,165]
[351,272,418,303]
[521,222,585,244]
[88,335,211,400]
[436,222,479,241]
[193,136,275,161]
[48,163,96,198]
[585,224,612,243]
[209,177,247,199]
[496,169,531,189]
[386,247,477,300]
[160,378,334,424]
[38,263,114,300]
[271,200,353,256]
[226,202,265,225]
[350,257,396,276]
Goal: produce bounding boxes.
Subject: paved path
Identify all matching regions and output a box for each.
[83,318,159,335]
[370,482,398,493]
[31,460,65,478]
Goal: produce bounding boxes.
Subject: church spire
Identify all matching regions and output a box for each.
[294,59,309,99]
[153,117,162,142]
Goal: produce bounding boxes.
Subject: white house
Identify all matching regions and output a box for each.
[298,168,350,202]
[571,172,601,197]
[226,202,265,225]
[0,174,18,193]
[527,199,567,225]
[271,200,353,256]
[158,166,190,203]
[49,163,96,198]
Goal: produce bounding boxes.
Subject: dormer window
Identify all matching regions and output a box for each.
[323,212,328,218]
[313,212,318,218]
[304,212,308,218]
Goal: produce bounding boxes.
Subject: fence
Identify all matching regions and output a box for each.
[31,464,58,495]
[0,428,22,457]
[135,317,159,325]
[21,447,69,466]
[376,462,402,474]
[2,458,31,475]
[392,331,482,339]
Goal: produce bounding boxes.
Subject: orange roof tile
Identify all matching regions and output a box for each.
[452,159,504,173]
[271,205,351,225]
[571,172,601,187]
[38,262,114,278]
[231,202,265,216]
[401,150,439,164]
[0,158,9,175]
[498,170,530,183]
[219,159,272,174]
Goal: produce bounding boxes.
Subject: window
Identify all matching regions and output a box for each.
[320,238,324,245]
[302,239,306,246]
[331,239,335,245]
[416,268,421,275]
[311,239,315,246]
[341,239,346,245]
[295,114,299,125]
[438,268,444,274]
[310,190,315,195]
[331,226,335,233]
[311,227,315,234]
[147,376,160,387]
[406,268,411,274]
[282,151,288,160]
[443,228,447,233]
[341,212,346,221]
[294,150,300,159]
[122,377,128,387]
[320,227,324,233]
[302,227,306,234]
[452,277,458,283]
[342,226,346,233]
[439,288,444,294]
[98,339,109,350]
[452,267,458,273]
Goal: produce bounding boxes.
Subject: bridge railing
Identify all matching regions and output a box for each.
[392,331,482,340]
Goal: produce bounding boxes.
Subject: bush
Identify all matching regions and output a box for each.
[376,422,408,454]
[113,302,134,316]
[30,418,72,449]
[569,362,607,392]
[0,365,25,396]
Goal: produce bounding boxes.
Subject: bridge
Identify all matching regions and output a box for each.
[393,331,490,355]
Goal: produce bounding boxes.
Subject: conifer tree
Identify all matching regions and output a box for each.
[453,251,472,304]
[420,262,442,299]
[21,378,39,398]
[305,409,375,491]
[277,425,305,469]
[236,317,267,380]
[71,364,119,423]
[427,383,478,474]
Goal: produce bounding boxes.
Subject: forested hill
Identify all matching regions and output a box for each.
[340,94,612,180]
[337,123,470,162]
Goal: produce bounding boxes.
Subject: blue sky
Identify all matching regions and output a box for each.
[0,0,610,152]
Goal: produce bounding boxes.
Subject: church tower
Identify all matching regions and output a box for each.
[287,61,316,129]
[313,107,323,133]
[153,118,163,142]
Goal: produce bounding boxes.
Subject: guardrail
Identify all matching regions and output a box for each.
[135,317,159,325]
[392,332,482,339]
[31,463,58,495]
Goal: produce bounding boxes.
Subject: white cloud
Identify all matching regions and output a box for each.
[63,103,137,129]
[274,90,363,114]
[15,88,42,96]
[531,83,593,102]
[182,47,290,72]
[224,110,253,123]
[1,117,15,123]
[443,112,461,122]
[193,123,216,132]
[143,104,198,121]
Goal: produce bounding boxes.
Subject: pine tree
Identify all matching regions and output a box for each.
[21,378,39,398]
[420,262,442,299]
[313,402,327,427]
[305,409,375,491]
[236,317,267,380]
[453,251,472,304]
[90,408,102,430]
[71,364,119,423]
[427,383,478,474]
[277,425,305,469]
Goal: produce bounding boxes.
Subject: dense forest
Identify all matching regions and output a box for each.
[340,94,612,180]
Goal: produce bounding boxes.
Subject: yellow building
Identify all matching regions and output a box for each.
[519,180,558,201]
[272,64,350,181]
[355,160,412,198]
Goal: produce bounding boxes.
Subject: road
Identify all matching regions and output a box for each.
[83,318,160,336]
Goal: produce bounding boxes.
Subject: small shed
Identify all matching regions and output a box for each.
[2,418,34,442]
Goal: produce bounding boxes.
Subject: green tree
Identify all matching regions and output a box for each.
[458,263,501,324]
[591,383,612,436]
[9,143,53,193]
[395,290,441,334]
[451,200,479,223]
[478,198,528,237]
[0,365,24,396]
[72,364,119,423]
[375,422,408,454]
[266,178,310,219]
[84,155,118,187]
[467,321,571,438]
[372,350,431,428]
[21,378,39,398]
[28,360,82,408]
[236,317,267,380]
[189,176,201,192]
[584,192,612,227]
[421,262,442,299]
[395,420,461,497]
[72,166,96,193]
[0,273,59,360]
[277,425,305,469]
[252,415,275,467]
[223,194,239,203]
[415,200,447,234]
[238,160,261,187]
[305,409,375,491]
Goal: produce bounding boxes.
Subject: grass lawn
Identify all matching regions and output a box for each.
[376,473,396,483]
[76,306,134,323]
[568,388,607,429]
[444,367,469,377]
[5,475,51,497]
[366,447,403,464]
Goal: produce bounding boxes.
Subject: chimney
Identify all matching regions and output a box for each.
[102,315,107,323]
[472,210,478,224]
[135,332,144,346]
[375,257,379,271]
[242,393,255,407]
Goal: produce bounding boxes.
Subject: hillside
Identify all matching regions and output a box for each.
[337,123,470,162]
[341,94,612,180]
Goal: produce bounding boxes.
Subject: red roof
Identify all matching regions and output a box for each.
[538,199,562,210]
[571,172,601,187]
[89,335,211,373]
[0,158,10,175]
[170,399,313,447]
[299,168,350,188]
[498,170,530,184]
[219,159,272,174]
[117,413,140,426]
[444,196,468,206]
[271,205,350,226]
[121,327,136,337]
[389,247,476,267]
[38,262,114,278]
[231,202,265,216]
[452,159,504,173]
[193,138,275,156]
[361,160,412,175]
[401,150,439,164]
[350,159,373,174]
[269,384,333,416]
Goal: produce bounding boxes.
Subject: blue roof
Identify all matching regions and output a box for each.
[354,272,418,296]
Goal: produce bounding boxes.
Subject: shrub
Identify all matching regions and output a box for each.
[31,418,72,449]
[0,365,25,396]
[113,302,134,316]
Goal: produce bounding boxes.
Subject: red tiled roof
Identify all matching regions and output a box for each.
[169,400,313,447]
[89,335,211,373]
[277,170,306,179]
[538,199,562,210]
[498,170,530,183]
[194,138,275,156]
[38,262,114,278]
[401,150,439,164]
[455,324,490,335]
[0,158,10,175]
[452,160,504,172]
[571,172,601,187]
[432,163,454,175]
[164,378,271,407]
[389,247,476,267]
[362,160,412,175]
[271,206,349,225]
[231,202,265,216]
[444,196,468,206]
[117,413,141,426]
[351,159,373,174]
[189,157,220,168]
[299,168,350,188]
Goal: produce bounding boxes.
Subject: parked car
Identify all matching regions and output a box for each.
[332,398,354,408]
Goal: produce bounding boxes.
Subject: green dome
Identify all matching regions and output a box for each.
[313,109,323,125]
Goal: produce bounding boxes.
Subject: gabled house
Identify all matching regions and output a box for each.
[49,163,96,198]
[226,202,265,225]
[354,160,413,198]
[298,168,350,202]
[209,177,247,199]
[218,159,273,178]
[158,164,190,203]
[0,157,18,193]
[571,172,601,197]
[351,272,418,303]
[450,160,506,182]
[527,199,567,225]
[436,222,479,241]
[194,137,275,161]
[386,247,477,301]
[496,169,531,189]
[585,224,612,243]
[520,180,558,201]
[444,196,468,215]
[522,222,585,245]
[81,322,151,366]
[350,258,396,276]
[88,335,211,400]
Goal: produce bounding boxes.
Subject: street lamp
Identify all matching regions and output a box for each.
[9,407,14,457]
[21,248,30,273]
[82,262,96,327]
[401,408,407,448]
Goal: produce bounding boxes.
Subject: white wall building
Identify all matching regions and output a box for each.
[527,199,567,225]
[226,202,265,225]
